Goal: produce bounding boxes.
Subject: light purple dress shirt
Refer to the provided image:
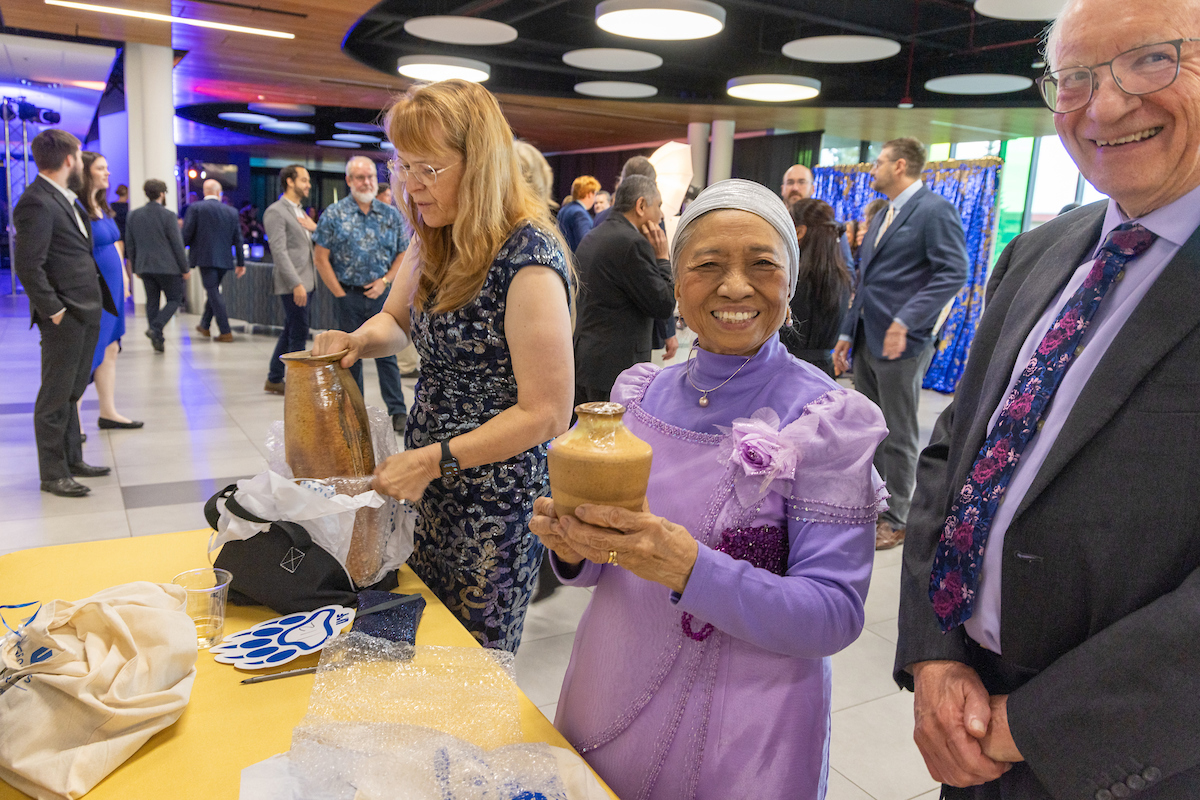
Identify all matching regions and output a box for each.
[965,183,1200,654]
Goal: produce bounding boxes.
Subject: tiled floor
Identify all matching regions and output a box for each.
[0,289,953,800]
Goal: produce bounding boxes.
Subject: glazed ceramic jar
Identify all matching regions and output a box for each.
[547,402,653,520]
[281,350,381,584]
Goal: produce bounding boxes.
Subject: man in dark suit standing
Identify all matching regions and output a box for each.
[573,175,675,404]
[125,179,189,351]
[183,179,244,342]
[834,137,968,550]
[895,0,1200,796]
[13,129,116,497]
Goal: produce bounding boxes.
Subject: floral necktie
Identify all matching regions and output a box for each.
[929,222,1156,632]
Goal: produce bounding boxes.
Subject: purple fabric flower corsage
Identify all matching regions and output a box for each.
[716,408,802,506]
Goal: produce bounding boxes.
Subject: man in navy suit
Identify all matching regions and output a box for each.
[834,137,967,550]
[183,179,244,342]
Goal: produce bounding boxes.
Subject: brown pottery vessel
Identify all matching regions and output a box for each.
[281,350,381,584]
[547,402,653,520]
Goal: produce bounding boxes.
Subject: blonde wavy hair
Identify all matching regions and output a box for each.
[513,139,557,213]
[386,80,570,313]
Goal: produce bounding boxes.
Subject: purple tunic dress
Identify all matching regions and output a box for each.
[553,335,888,800]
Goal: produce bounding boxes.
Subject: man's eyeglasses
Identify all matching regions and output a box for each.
[392,160,458,187]
[1036,38,1200,113]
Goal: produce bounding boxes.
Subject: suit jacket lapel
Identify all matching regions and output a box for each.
[868,186,925,271]
[43,181,91,243]
[1014,219,1200,518]
[959,207,1106,491]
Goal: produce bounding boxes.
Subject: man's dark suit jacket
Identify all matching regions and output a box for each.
[842,185,968,359]
[125,201,188,276]
[182,198,244,269]
[895,202,1200,799]
[573,214,675,394]
[13,176,116,325]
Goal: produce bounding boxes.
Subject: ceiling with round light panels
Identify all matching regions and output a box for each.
[176,104,393,150]
[782,35,902,64]
[925,74,1034,94]
[343,0,1049,109]
[403,15,518,45]
[575,80,658,98]
[974,0,1068,21]
[562,48,663,72]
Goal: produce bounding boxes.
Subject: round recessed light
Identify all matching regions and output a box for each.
[334,121,383,132]
[782,35,901,63]
[260,120,316,134]
[595,0,725,40]
[333,133,382,143]
[217,112,277,124]
[562,47,663,71]
[924,73,1034,94]
[403,15,518,45]
[973,0,1067,20]
[898,100,915,109]
[726,74,820,102]
[397,55,490,83]
[574,80,658,98]
[315,139,361,149]
[248,102,316,117]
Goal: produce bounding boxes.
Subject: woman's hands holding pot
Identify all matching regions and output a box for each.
[311,330,363,370]
[372,446,440,503]
[529,496,698,594]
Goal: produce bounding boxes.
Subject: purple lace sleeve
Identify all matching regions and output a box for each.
[784,389,890,525]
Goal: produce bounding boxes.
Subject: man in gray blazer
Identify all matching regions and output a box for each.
[13,129,116,497]
[125,179,188,352]
[895,0,1200,796]
[262,164,316,394]
[834,137,968,550]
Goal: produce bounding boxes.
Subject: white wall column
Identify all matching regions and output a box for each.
[124,42,176,215]
[707,119,735,185]
[687,122,710,190]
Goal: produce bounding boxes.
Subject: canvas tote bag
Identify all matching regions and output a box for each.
[0,582,198,800]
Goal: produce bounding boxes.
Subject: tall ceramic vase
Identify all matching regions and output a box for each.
[547,402,653,520]
[281,350,381,585]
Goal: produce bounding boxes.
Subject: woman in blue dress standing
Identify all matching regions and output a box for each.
[312,80,575,652]
[80,152,142,430]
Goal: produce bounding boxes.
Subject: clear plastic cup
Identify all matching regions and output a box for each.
[172,568,233,648]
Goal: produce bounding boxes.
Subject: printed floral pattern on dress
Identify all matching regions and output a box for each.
[929,221,1155,631]
[406,223,570,652]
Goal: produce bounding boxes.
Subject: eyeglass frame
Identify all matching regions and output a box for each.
[1035,37,1200,114]
[391,159,460,187]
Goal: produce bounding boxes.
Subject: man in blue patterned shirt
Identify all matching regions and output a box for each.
[313,156,410,431]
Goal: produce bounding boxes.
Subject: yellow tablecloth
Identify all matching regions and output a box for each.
[0,530,615,799]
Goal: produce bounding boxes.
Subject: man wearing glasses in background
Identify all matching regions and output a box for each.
[313,156,410,432]
[895,0,1200,797]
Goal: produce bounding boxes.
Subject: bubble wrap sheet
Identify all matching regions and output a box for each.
[288,632,585,800]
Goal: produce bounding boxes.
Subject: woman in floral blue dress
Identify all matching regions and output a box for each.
[313,80,575,652]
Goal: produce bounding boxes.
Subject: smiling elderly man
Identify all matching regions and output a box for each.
[894,0,1200,798]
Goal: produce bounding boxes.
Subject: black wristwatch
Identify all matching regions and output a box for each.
[439,440,461,480]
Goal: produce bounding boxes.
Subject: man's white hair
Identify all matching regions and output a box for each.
[345,155,376,179]
[1044,0,1200,68]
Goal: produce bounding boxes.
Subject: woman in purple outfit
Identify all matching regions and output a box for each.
[531,179,888,800]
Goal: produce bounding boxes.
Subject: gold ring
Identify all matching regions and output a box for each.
[607,550,618,566]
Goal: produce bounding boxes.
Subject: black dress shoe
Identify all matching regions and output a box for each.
[145,328,165,353]
[392,413,407,433]
[98,417,144,429]
[69,462,112,478]
[41,477,90,497]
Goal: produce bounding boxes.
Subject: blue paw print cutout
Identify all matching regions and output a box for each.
[211,605,353,669]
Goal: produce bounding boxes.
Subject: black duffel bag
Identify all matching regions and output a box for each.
[204,483,358,614]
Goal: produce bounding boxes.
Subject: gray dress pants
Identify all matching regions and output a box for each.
[851,327,933,528]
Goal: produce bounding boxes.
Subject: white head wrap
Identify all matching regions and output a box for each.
[671,178,800,298]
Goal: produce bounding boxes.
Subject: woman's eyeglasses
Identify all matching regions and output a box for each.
[1036,38,1200,113]
[392,160,458,187]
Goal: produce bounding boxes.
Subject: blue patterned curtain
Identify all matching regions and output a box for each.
[813,157,1002,393]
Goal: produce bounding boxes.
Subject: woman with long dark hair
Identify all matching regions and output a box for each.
[781,198,852,377]
[80,151,141,430]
